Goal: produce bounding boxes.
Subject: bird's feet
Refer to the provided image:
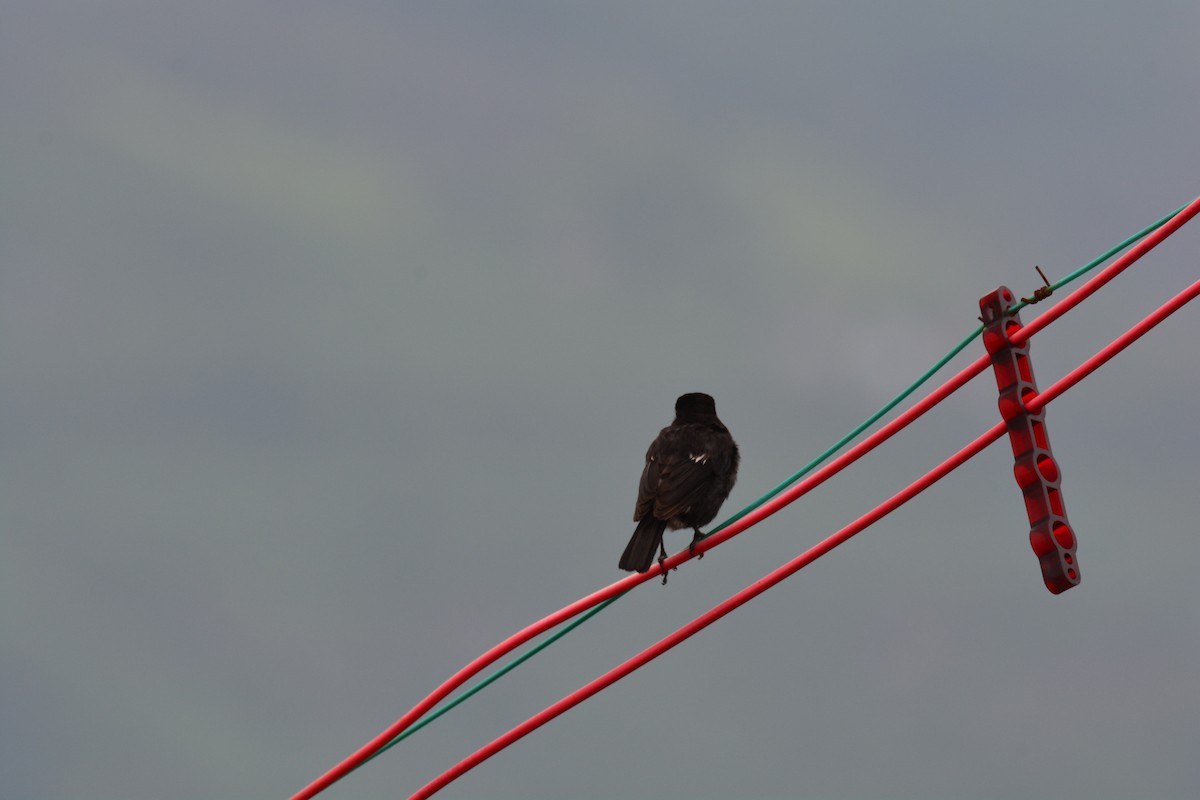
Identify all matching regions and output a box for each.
[689,529,705,559]
[658,553,669,585]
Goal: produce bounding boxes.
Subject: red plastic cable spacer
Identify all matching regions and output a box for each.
[980,287,1080,594]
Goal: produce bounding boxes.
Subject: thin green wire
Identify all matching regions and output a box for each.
[366,203,1185,764]
[358,596,623,769]
[705,202,1185,540]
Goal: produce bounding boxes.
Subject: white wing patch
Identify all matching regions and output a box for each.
[689,453,709,463]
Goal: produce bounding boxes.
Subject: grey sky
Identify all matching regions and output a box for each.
[3,3,1199,799]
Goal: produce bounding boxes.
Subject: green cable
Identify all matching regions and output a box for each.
[1010,204,1184,314]
[705,202,1186,539]
[704,325,980,539]
[365,203,1185,763]
[358,595,623,769]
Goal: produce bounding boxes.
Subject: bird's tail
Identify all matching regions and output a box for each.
[619,516,668,573]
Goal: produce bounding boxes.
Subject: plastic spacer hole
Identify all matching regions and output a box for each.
[1052,522,1075,550]
[1036,453,1058,483]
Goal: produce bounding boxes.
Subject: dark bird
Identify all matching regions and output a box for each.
[619,393,739,583]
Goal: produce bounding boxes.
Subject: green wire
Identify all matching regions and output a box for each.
[704,325,981,539]
[1009,205,1185,315]
[358,595,623,769]
[364,203,1185,764]
[706,202,1186,539]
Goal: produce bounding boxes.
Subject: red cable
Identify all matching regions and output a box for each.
[410,274,1200,800]
[1012,194,1200,345]
[291,196,1200,800]
[1028,276,1200,412]
[290,366,989,800]
[290,378,985,800]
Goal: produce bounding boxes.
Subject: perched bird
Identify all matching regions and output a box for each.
[619,393,739,583]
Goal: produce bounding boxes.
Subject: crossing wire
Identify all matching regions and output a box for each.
[290,196,1198,800]
[369,202,1186,759]
[410,273,1200,799]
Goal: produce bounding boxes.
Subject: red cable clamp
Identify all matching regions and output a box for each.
[980,287,1080,594]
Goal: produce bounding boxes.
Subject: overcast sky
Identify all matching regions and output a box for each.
[3,3,1199,799]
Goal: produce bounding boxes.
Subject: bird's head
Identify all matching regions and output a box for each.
[674,392,718,421]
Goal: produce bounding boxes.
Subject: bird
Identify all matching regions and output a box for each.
[619,393,739,584]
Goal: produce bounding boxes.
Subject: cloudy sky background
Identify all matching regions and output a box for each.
[3,3,1199,799]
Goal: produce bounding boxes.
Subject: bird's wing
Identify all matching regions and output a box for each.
[635,427,723,522]
[650,450,720,521]
[633,451,662,521]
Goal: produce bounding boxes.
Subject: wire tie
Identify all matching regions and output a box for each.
[1020,265,1054,305]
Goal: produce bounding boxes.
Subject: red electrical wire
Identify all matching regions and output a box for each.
[410,275,1200,800]
[290,375,984,800]
[290,368,988,800]
[1012,194,1200,345]
[291,195,1200,800]
[1028,276,1200,412]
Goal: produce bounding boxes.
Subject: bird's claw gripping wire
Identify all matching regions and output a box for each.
[658,542,672,585]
